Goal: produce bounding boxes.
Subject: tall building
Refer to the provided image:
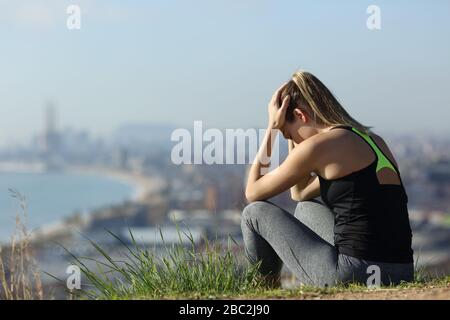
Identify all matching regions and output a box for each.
[42,102,60,154]
[40,102,64,171]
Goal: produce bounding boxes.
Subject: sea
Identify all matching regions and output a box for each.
[0,171,135,243]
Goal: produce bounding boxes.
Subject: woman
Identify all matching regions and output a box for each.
[242,70,414,288]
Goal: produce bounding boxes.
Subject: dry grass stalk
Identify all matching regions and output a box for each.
[0,188,43,300]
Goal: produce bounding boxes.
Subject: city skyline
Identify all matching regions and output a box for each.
[1,0,450,148]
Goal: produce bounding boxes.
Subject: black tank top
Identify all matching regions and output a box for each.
[318,125,414,263]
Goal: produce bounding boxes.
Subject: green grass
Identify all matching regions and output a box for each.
[56,227,272,300]
[54,227,449,300]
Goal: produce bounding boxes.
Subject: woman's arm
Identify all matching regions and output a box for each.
[245,84,287,201]
[289,139,321,201]
[245,135,318,202]
[245,84,319,202]
[288,139,307,200]
[293,175,321,201]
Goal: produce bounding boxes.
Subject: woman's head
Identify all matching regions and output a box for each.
[279,70,371,143]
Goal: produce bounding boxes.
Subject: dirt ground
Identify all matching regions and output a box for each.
[262,285,450,300]
[306,286,449,300]
[239,280,450,300]
[273,272,450,300]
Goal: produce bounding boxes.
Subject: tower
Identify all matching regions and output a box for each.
[43,102,59,154]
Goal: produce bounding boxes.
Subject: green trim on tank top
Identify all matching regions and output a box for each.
[351,127,397,174]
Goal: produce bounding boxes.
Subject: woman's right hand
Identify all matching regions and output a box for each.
[267,83,290,130]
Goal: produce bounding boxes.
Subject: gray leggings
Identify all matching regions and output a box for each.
[241,199,414,287]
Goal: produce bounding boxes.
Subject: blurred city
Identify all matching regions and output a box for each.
[1,0,449,299]
[0,103,449,297]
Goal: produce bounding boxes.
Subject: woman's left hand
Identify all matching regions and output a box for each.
[268,83,290,129]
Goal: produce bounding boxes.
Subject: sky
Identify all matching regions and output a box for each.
[0,0,449,147]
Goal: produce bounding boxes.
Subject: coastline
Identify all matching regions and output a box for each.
[0,161,46,173]
[0,161,165,204]
[0,163,166,243]
[65,165,166,204]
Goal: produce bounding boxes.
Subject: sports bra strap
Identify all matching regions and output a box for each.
[329,125,400,176]
[350,127,398,175]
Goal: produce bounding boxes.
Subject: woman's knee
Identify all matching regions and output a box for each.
[294,200,317,220]
[242,201,271,220]
[241,201,281,230]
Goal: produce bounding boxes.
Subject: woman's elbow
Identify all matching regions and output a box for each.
[245,189,257,203]
[245,187,264,203]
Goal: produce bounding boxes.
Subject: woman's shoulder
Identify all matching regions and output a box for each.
[294,129,347,167]
[308,126,352,149]
[314,127,399,169]
[306,126,369,160]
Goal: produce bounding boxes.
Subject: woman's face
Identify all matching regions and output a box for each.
[281,109,308,144]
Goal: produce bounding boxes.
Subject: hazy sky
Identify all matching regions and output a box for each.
[1,0,449,147]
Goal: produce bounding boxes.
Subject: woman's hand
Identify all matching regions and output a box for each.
[268,84,290,130]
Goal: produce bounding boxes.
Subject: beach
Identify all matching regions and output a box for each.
[0,161,165,203]
[65,165,166,203]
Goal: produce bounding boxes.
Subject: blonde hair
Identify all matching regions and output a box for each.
[281,70,372,134]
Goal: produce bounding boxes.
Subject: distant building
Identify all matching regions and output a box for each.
[204,185,217,213]
[39,102,64,171]
[42,102,61,155]
[112,147,129,170]
[428,160,450,183]
[427,160,450,205]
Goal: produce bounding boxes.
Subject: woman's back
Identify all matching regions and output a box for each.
[316,125,413,263]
